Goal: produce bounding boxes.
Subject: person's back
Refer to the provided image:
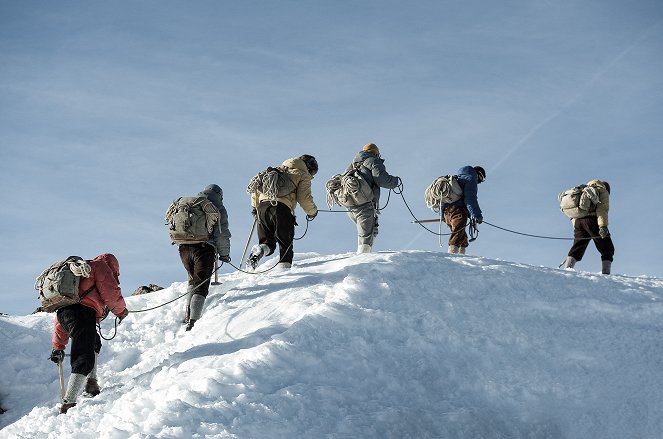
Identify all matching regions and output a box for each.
[348,145,400,206]
[174,184,231,331]
[247,155,318,270]
[561,180,613,274]
[441,165,485,254]
[50,253,128,414]
[345,143,400,254]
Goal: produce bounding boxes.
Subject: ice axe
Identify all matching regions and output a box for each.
[211,258,221,285]
[58,360,65,400]
[240,218,258,268]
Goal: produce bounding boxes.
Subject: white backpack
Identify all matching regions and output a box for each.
[559,184,600,218]
[424,175,463,212]
[326,163,374,208]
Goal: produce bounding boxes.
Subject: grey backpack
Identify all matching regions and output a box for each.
[246,166,296,203]
[34,256,94,312]
[165,196,220,245]
[326,163,374,208]
[424,175,463,212]
[558,184,600,219]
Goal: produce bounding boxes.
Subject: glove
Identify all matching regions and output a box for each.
[49,349,65,364]
[599,226,609,238]
[117,308,129,324]
[219,254,231,263]
[306,211,317,221]
[474,216,483,224]
[251,208,257,219]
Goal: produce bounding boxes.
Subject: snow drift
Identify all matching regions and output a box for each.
[1,251,662,439]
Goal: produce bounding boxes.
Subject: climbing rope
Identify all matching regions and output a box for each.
[393,181,450,237]
[483,221,602,241]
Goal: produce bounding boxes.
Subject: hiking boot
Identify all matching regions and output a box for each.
[357,244,372,254]
[85,378,100,396]
[246,244,269,270]
[185,319,197,331]
[601,260,612,275]
[561,256,577,269]
[458,247,466,255]
[59,402,76,414]
[448,245,460,254]
[277,262,292,270]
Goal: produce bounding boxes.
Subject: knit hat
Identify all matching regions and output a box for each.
[202,184,223,199]
[473,166,486,183]
[362,143,380,155]
[299,154,318,176]
[602,181,611,194]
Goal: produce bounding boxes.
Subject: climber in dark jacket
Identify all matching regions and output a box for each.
[441,165,485,254]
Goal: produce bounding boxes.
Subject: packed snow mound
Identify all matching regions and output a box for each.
[1,251,663,439]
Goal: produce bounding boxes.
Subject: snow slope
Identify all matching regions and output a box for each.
[1,251,663,439]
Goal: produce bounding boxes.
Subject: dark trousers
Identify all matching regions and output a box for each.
[568,216,615,262]
[444,205,469,248]
[256,201,295,264]
[179,243,216,297]
[57,304,101,376]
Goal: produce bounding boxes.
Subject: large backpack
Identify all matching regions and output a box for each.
[246,166,296,203]
[558,184,600,218]
[326,163,374,208]
[34,256,94,312]
[165,196,220,245]
[424,175,464,212]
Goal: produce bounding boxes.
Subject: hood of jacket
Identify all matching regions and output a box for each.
[457,166,478,181]
[282,157,310,175]
[587,179,608,191]
[93,253,120,284]
[353,150,381,165]
[199,184,224,211]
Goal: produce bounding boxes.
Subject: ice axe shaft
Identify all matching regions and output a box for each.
[58,361,65,401]
[412,218,443,224]
[211,258,220,285]
[240,218,258,268]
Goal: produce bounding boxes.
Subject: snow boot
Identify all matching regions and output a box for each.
[357,244,372,254]
[184,294,205,331]
[561,256,577,269]
[277,262,292,270]
[60,402,76,414]
[448,245,460,254]
[601,260,612,275]
[85,378,101,397]
[458,247,466,255]
[182,287,193,324]
[60,372,86,414]
[185,319,197,331]
[247,244,270,270]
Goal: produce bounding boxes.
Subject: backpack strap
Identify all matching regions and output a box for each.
[79,260,97,299]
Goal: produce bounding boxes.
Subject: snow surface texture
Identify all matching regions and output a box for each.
[1,251,662,439]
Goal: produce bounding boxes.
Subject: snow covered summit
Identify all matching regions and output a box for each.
[1,251,663,438]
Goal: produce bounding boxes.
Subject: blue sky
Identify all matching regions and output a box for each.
[1,0,662,315]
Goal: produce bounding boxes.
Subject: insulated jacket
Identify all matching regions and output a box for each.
[573,179,610,227]
[252,157,318,216]
[442,166,483,219]
[348,151,400,207]
[198,184,232,257]
[52,254,127,350]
